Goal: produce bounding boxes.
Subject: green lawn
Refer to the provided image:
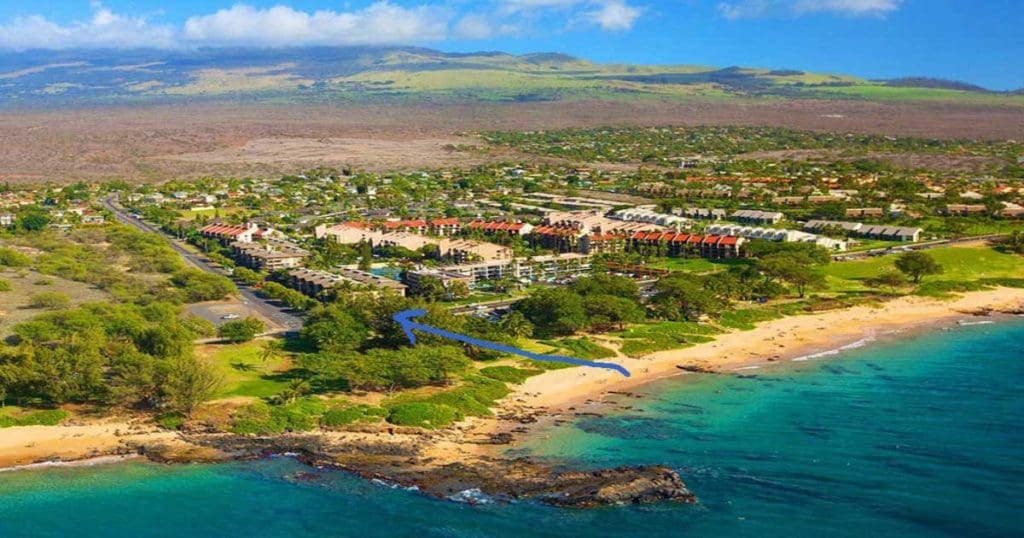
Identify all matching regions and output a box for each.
[615,321,721,357]
[825,246,1024,294]
[0,406,69,428]
[200,340,296,399]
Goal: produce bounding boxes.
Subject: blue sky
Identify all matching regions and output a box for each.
[0,1,1020,90]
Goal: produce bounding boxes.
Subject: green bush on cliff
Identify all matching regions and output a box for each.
[320,404,385,428]
[386,402,459,429]
[229,399,324,435]
[479,366,541,384]
[384,374,512,428]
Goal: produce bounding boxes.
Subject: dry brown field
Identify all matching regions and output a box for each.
[1,99,1021,183]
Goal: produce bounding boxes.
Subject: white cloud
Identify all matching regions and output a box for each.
[794,0,901,15]
[453,14,496,40]
[719,0,901,19]
[0,1,645,51]
[0,4,175,50]
[182,3,450,47]
[581,1,643,31]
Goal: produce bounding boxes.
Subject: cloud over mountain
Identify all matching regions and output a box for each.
[0,1,647,50]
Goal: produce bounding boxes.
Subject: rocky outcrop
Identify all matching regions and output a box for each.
[132,432,695,508]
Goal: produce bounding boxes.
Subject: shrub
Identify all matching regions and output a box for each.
[218,317,265,343]
[320,404,385,428]
[170,269,236,302]
[156,413,186,430]
[28,291,70,309]
[229,399,325,435]
[386,402,459,429]
[0,247,31,267]
[479,366,541,384]
[0,279,10,292]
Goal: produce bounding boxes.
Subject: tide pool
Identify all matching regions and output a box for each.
[2,318,1022,537]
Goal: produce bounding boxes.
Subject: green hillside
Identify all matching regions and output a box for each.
[0,46,1021,107]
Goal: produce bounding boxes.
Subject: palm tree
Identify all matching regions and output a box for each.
[259,339,284,370]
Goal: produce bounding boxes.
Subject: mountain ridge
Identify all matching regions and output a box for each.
[0,46,1020,108]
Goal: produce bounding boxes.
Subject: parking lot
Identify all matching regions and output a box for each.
[187,300,275,329]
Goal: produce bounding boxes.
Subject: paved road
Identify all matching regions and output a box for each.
[102,197,303,333]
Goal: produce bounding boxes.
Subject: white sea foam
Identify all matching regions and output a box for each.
[957,320,995,326]
[371,478,419,492]
[448,488,495,505]
[733,365,761,371]
[791,335,876,362]
[0,454,137,473]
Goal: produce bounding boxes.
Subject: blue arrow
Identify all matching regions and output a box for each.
[393,309,630,377]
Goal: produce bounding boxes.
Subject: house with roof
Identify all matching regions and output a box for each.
[610,206,688,228]
[680,208,727,220]
[200,222,265,244]
[845,208,885,219]
[437,238,513,263]
[232,240,310,271]
[859,225,923,242]
[430,218,463,236]
[465,219,533,237]
[730,209,785,225]
[945,204,987,216]
[628,231,746,259]
[709,224,847,251]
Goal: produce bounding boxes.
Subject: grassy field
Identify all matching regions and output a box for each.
[197,340,295,399]
[616,321,721,357]
[825,246,1024,294]
[0,267,110,337]
[0,406,69,428]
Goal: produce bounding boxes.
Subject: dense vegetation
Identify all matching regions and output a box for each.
[484,126,1023,166]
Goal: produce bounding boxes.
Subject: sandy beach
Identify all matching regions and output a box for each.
[425,287,1024,463]
[500,288,1024,412]
[0,419,184,469]
[3,287,1024,471]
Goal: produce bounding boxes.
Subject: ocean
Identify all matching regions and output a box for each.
[2,318,1022,537]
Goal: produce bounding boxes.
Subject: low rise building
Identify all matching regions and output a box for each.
[804,220,922,242]
[403,269,474,296]
[465,219,533,237]
[731,209,785,225]
[679,207,727,220]
[0,213,14,227]
[708,224,847,251]
[845,208,885,219]
[437,238,513,263]
[200,222,265,244]
[629,231,746,259]
[610,206,688,228]
[945,204,987,216]
[288,267,407,299]
[858,225,924,242]
[232,240,310,271]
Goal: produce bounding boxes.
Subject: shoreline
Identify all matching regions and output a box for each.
[2,287,1023,504]
[441,287,1024,462]
[496,287,1024,412]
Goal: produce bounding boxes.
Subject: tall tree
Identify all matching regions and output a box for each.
[163,355,222,417]
[894,251,943,283]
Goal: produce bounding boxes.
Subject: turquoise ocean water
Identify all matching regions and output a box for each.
[1,318,1022,537]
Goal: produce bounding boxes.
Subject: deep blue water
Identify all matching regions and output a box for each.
[2,318,1023,537]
